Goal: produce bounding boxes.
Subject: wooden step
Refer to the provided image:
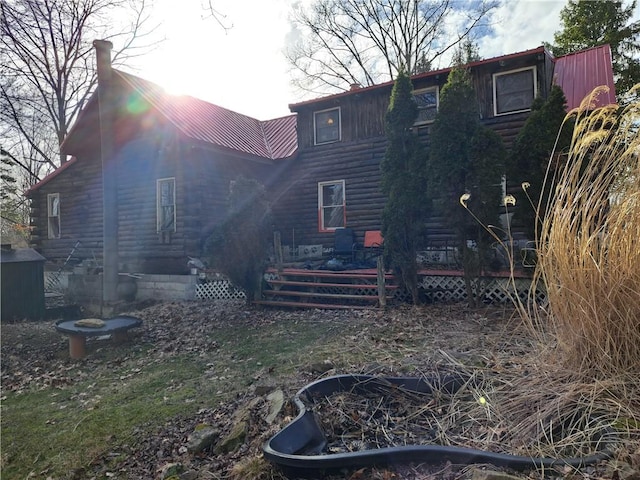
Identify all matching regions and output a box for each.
[266,279,398,289]
[263,290,379,301]
[254,300,374,310]
[266,269,393,280]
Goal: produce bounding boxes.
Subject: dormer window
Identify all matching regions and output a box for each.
[493,67,537,116]
[413,86,439,125]
[314,107,341,145]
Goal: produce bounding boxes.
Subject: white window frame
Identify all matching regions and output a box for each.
[493,66,537,116]
[318,180,346,232]
[156,177,176,232]
[314,107,341,145]
[413,86,439,125]
[47,193,60,239]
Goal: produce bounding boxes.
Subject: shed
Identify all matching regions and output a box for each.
[1,244,46,321]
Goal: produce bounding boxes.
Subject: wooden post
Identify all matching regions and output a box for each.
[377,255,386,308]
[273,231,283,272]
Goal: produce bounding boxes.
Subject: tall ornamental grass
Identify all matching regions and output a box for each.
[535,85,640,376]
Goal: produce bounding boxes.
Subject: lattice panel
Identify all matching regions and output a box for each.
[418,276,546,304]
[196,281,246,300]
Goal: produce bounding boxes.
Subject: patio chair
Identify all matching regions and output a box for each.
[333,228,357,262]
[363,230,383,260]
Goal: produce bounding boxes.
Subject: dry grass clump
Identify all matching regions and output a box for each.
[535,85,640,376]
[308,362,639,463]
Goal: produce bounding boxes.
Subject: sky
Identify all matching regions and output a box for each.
[125,0,628,121]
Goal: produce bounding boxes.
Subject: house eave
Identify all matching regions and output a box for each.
[288,46,549,112]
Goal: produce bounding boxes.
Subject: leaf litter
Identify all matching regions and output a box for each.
[2,300,639,479]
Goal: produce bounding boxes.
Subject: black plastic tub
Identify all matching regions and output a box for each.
[263,374,615,477]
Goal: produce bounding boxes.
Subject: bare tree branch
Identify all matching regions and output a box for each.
[201,0,233,32]
[0,0,159,188]
[287,0,497,95]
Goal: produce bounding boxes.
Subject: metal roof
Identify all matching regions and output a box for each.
[117,72,297,160]
[0,247,46,263]
[553,44,617,110]
[25,157,78,196]
[289,46,548,110]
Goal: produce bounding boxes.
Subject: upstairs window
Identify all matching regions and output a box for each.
[413,86,439,124]
[157,178,176,232]
[47,193,60,239]
[314,107,341,145]
[318,180,345,231]
[493,67,537,115]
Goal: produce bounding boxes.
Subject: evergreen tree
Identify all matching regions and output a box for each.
[452,38,482,66]
[380,70,429,304]
[205,177,272,305]
[509,85,572,240]
[550,0,640,94]
[429,68,505,306]
[429,68,478,244]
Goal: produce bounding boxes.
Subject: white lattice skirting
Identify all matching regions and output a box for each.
[418,275,546,304]
[196,281,246,300]
[195,276,544,304]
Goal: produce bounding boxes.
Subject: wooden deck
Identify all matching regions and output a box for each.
[255,267,533,309]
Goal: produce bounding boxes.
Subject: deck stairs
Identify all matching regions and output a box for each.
[254,268,398,309]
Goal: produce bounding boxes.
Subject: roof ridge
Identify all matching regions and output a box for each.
[259,119,275,159]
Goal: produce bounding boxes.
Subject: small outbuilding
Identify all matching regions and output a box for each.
[1,244,46,321]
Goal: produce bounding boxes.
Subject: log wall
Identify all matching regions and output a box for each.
[30,126,272,274]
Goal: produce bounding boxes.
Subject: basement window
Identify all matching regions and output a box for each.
[318,180,345,231]
[314,107,341,145]
[493,67,537,116]
[47,193,60,239]
[157,178,176,232]
[413,86,439,124]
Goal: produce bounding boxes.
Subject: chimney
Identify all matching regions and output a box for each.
[93,39,119,307]
[93,40,113,76]
[350,83,362,91]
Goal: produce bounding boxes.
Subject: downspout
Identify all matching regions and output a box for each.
[94,39,119,307]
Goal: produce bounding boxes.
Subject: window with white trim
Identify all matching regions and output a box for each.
[47,193,60,239]
[413,86,439,124]
[493,67,537,116]
[318,180,345,231]
[157,178,176,232]
[314,107,341,145]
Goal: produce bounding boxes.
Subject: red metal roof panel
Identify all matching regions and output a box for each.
[117,71,297,160]
[24,157,79,197]
[553,44,617,110]
[261,115,298,159]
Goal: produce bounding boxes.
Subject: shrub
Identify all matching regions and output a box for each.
[204,177,272,304]
[380,70,430,304]
[430,68,505,306]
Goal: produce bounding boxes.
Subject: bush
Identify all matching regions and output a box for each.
[204,177,272,304]
[380,70,430,304]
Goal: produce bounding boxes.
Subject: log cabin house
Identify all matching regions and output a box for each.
[26,43,615,305]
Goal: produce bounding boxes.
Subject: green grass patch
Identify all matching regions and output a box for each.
[213,319,348,375]
[1,356,215,478]
[1,316,355,478]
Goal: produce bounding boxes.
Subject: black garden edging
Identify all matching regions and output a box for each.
[263,374,615,476]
